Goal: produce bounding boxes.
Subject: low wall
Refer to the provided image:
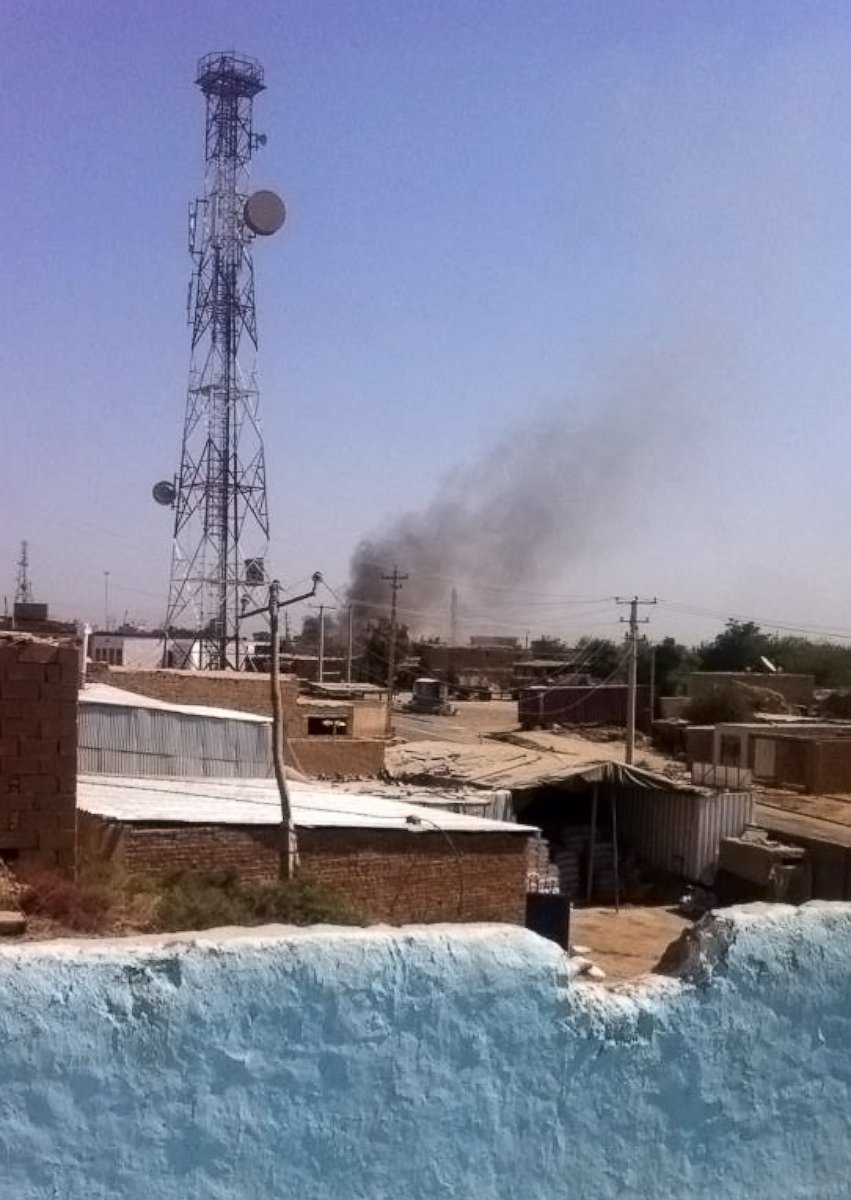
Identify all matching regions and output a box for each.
[0,907,849,1199]
[76,814,528,923]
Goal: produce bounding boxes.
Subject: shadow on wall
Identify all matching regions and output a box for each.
[0,904,848,1198]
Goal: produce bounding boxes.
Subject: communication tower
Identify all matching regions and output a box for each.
[15,541,33,605]
[156,52,285,669]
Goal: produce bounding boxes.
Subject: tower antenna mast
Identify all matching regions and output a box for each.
[15,541,33,605]
[158,52,285,669]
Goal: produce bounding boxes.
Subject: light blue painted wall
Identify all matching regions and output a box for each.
[0,905,849,1199]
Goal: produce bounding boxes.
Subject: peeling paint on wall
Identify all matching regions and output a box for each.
[0,906,849,1198]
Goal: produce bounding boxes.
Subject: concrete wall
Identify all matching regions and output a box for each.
[76,814,529,923]
[0,907,849,1199]
[0,634,78,873]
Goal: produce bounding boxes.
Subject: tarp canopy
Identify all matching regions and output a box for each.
[386,740,703,795]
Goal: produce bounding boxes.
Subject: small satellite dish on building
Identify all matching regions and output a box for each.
[152,480,177,507]
[244,189,286,236]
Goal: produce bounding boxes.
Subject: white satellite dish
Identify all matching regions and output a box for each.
[244,189,286,236]
[152,480,177,507]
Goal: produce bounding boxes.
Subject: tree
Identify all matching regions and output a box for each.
[639,636,700,695]
[574,637,625,682]
[359,617,412,686]
[697,621,770,672]
[529,635,569,659]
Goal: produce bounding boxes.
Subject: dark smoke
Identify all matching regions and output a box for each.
[348,345,714,631]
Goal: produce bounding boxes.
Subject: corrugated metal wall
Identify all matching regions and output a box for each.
[79,705,273,778]
[616,788,753,884]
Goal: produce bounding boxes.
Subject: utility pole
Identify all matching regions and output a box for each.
[268,579,297,879]
[103,571,111,632]
[450,587,459,646]
[382,565,408,738]
[318,604,326,684]
[346,603,354,685]
[315,603,338,684]
[616,596,657,765]
[242,572,321,880]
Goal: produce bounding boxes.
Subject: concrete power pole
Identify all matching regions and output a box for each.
[382,566,408,738]
[346,603,354,685]
[616,596,657,765]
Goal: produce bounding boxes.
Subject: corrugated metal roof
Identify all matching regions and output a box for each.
[77,774,537,835]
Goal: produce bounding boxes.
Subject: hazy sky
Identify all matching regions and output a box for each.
[4,0,851,645]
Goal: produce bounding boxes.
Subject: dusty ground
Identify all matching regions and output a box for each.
[392,699,675,776]
[570,904,692,983]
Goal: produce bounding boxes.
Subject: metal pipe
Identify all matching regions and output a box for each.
[586,782,598,904]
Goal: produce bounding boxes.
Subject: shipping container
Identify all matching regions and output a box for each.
[518,684,650,730]
[616,788,753,884]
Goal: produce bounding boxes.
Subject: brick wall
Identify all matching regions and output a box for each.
[77,813,529,924]
[0,634,78,874]
[96,666,300,718]
[806,740,851,795]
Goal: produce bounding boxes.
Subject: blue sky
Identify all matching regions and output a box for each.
[4,1,851,644]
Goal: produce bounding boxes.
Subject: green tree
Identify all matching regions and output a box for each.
[639,636,700,694]
[698,620,770,672]
[574,637,625,682]
[359,617,412,686]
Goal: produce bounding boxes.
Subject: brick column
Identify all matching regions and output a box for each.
[0,634,78,875]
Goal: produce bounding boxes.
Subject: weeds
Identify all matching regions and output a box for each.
[14,866,364,936]
[17,869,111,933]
[149,870,364,932]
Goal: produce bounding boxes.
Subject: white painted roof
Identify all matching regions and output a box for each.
[80,682,271,725]
[77,774,537,835]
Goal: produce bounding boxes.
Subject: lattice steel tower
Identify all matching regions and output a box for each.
[158,52,285,669]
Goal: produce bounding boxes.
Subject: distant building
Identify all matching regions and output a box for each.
[89,631,164,669]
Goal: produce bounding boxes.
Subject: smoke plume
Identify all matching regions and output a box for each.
[348,342,719,633]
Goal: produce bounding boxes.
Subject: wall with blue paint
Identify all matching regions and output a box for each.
[0,905,849,1199]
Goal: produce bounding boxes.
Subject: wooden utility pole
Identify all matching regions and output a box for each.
[616,596,657,765]
[382,565,408,738]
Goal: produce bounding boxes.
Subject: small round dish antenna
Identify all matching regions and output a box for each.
[244,190,286,236]
[152,480,177,507]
